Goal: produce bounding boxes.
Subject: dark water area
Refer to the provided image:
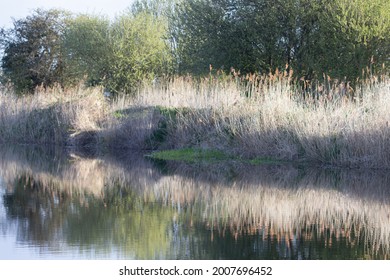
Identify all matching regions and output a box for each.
[1,145,390,260]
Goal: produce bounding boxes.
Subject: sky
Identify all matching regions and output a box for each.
[0,0,135,28]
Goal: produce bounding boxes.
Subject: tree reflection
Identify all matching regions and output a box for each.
[1,145,390,259]
[195,223,380,260]
[3,173,71,248]
[65,183,176,259]
[3,174,176,259]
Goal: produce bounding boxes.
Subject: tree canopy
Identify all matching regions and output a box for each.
[0,0,389,94]
[0,9,69,93]
[172,0,390,80]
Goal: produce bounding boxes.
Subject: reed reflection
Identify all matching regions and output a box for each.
[1,145,390,259]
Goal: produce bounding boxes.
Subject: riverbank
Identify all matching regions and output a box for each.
[1,74,390,168]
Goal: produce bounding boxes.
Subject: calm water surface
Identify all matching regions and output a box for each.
[1,145,390,259]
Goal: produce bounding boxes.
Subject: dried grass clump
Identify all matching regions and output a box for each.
[0,84,107,145]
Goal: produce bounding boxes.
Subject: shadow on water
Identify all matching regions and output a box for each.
[1,144,390,259]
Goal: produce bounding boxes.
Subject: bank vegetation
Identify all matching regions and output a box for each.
[1,72,389,168]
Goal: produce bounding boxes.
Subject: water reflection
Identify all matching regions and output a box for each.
[1,145,390,259]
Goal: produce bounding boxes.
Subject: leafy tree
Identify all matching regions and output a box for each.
[0,9,69,93]
[324,0,390,79]
[172,0,324,76]
[172,0,233,74]
[62,14,113,87]
[132,0,180,66]
[171,0,390,81]
[109,11,173,94]
[131,0,177,17]
[63,3,174,94]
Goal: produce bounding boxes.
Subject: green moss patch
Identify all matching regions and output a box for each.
[248,158,286,165]
[146,148,287,166]
[146,148,231,163]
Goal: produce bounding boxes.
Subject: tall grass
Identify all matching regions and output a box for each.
[1,73,390,167]
[136,73,390,168]
[0,85,106,145]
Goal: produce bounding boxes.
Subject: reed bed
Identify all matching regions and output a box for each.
[1,73,390,167]
[136,74,390,168]
[0,85,106,145]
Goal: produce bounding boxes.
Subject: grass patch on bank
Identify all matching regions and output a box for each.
[248,158,287,165]
[147,148,287,165]
[146,148,232,163]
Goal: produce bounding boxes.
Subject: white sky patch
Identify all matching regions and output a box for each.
[0,0,135,28]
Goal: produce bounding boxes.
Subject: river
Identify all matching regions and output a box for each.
[1,145,390,259]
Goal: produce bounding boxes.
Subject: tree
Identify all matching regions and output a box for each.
[131,0,178,18]
[62,14,113,87]
[63,3,174,94]
[0,9,69,93]
[108,11,173,94]
[171,0,390,81]
[171,0,233,74]
[323,0,390,79]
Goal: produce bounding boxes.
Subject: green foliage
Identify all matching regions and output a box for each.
[62,14,113,87]
[1,1,389,93]
[171,0,305,74]
[171,0,390,80]
[323,0,390,78]
[1,4,174,94]
[148,148,285,165]
[248,158,287,165]
[109,11,173,94]
[62,11,173,94]
[171,0,234,74]
[132,0,178,17]
[148,148,231,162]
[0,9,69,93]
[63,9,174,94]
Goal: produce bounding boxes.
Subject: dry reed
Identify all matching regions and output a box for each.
[136,74,390,168]
[1,73,390,167]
